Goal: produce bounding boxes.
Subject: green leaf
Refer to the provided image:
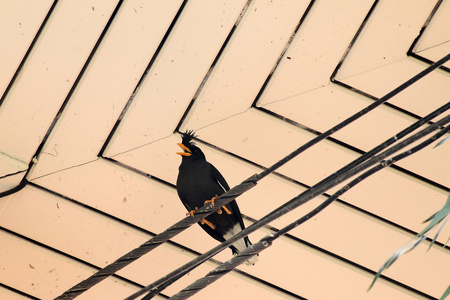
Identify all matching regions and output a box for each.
[433,136,450,148]
[368,238,422,291]
[419,194,450,238]
[428,216,449,251]
[440,283,450,300]
[368,193,450,291]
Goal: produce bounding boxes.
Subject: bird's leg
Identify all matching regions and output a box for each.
[200,219,216,229]
[186,207,199,217]
[204,196,232,215]
[204,196,217,207]
[222,206,232,215]
[186,207,216,229]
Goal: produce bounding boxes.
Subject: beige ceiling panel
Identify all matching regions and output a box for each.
[181,0,310,130]
[31,158,263,261]
[257,0,374,106]
[340,58,450,116]
[32,159,183,233]
[263,87,450,186]
[289,200,450,297]
[103,116,449,296]
[413,0,450,68]
[0,153,27,176]
[193,109,449,237]
[417,41,450,67]
[0,151,28,191]
[338,168,450,242]
[262,85,417,150]
[0,0,117,163]
[108,132,334,230]
[335,0,436,80]
[414,0,450,52]
[0,286,30,300]
[96,156,443,296]
[111,133,183,183]
[0,185,149,266]
[30,162,301,298]
[0,0,53,96]
[1,0,449,298]
[117,245,299,300]
[0,184,278,298]
[104,0,248,157]
[28,0,182,180]
[74,279,144,300]
[394,126,450,186]
[196,108,358,184]
[0,230,138,299]
[108,132,337,233]
[0,172,25,194]
[247,235,427,300]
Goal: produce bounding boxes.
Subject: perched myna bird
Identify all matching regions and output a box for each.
[176,130,257,265]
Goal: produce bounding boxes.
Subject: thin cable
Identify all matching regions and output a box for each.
[132,114,450,300]
[57,54,450,300]
[142,101,450,298]
[168,120,450,300]
[258,53,450,179]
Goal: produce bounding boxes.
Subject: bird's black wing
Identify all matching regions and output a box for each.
[209,163,230,191]
[209,163,248,233]
[179,197,193,212]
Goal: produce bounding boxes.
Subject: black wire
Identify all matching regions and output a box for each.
[143,100,450,298]
[58,54,450,300]
[76,53,450,300]
[131,107,450,299]
[168,119,450,300]
[258,53,450,180]
[273,122,450,240]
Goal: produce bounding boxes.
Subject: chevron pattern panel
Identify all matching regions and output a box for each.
[1,0,449,299]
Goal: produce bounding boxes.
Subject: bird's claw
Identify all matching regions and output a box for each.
[186,207,199,217]
[204,196,217,207]
[204,196,232,215]
[186,207,216,229]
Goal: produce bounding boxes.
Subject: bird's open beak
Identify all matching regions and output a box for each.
[176,143,192,156]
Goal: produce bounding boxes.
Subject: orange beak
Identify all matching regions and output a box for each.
[176,143,192,156]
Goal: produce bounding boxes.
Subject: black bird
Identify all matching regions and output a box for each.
[176,130,257,265]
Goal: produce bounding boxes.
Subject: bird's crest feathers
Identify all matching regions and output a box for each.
[181,130,197,147]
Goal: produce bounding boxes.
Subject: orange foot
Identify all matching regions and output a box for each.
[186,207,199,217]
[200,218,216,229]
[186,207,216,229]
[204,196,232,215]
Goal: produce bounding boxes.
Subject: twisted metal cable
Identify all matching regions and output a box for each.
[168,118,450,300]
[141,100,450,299]
[169,240,273,300]
[57,54,450,300]
[132,109,450,300]
[54,175,257,300]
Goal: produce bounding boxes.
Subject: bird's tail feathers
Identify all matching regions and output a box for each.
[226,224,258,265]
